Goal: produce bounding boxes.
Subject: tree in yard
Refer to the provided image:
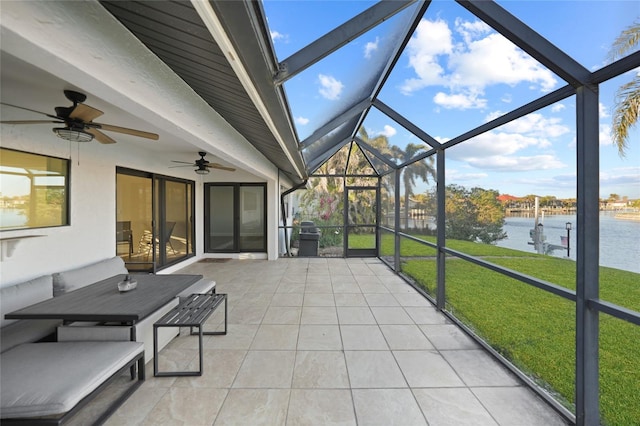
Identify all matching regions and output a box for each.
[358,127,394,161]
[394,144,436,229]
[444,184,507,244]
[298,129,386,245]
[608,20,640,156]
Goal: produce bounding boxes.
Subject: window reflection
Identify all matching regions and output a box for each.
[0,148,69,230]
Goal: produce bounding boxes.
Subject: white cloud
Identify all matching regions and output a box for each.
[447,32,557,91]
[364,37,379,59]
[447,130,567,172]
[400,19,452,94]
[367,124,397,138]
[270,30,286,42]
[510,174,577,194]
[401,18,559,103]
[445,169,488,181]
[483,112,569,140]
[501,113,570,139]
[433,91,487,110]
[455,18,492,43]
[453,131,550,157]
[599,123,613,146]
[295,116,309,126]
[484,110,505,122]
[599,102,610,118]
[466,154,565,171]
[379,125,397,138]
[551,103,566,113]
[600,167,640,188]
[318,74,343,100]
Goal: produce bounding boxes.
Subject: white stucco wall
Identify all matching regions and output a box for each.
[0,130,277,285]
[0,0,287,286]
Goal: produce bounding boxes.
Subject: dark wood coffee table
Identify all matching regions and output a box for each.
[5,274,203,341]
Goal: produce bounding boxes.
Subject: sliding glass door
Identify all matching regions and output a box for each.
[116,168,194,272]
[205,183,266,253]
[207,185,235,251]
[159,179,194,265]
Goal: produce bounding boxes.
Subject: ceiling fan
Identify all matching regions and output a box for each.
[0,90,159,144]
[170,151,236,175]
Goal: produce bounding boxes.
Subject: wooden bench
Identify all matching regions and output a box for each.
[153,293,227,377]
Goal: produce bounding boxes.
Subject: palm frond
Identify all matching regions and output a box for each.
[608,21,640,62]
[611,76,640,156]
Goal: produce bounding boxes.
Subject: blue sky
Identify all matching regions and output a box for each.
[263,0,640,200]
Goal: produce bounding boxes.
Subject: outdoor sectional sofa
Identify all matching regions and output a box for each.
[0,256,215,424]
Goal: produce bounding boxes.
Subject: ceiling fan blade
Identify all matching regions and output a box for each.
[69,103,103,122]
[93,123,159,140]
[208,163,236,172]
[86,128,116,144]
[168,165,195,168]
[171,160,195,165]
[1,120,63,124]
[0,102,61,120]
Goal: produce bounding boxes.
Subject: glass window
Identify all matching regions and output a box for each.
[240,186,266,251]
[163,179,194,262]
[117,171,153,271]
[208,185,235,251]
[0,148,69,230]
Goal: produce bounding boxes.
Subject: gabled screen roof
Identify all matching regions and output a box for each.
[103,1,639,187]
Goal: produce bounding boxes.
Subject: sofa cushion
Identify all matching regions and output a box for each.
[0,318,62,354]
[0,275,53,328]
[0,341,143,418]
[52,257,128,296]
[57,325,131,342]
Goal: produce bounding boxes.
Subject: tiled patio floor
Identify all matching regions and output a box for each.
[105,257,568,425]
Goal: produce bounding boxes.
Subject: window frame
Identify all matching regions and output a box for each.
[204,182,267,253]
[0,147,70,231]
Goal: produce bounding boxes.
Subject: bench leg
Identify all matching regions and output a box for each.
[155,324,203,377]
[153,324,159,377]
[195,295,227,336]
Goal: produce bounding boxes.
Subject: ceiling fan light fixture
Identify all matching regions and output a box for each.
[53,127,94,142]
[195,166,210,175]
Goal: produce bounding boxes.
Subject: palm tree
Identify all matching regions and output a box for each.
[395,143,436,229]
[609,20,640,156]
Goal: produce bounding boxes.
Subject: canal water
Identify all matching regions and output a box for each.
[496,212,640,273]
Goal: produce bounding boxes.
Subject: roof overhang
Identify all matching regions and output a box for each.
[100,0,307,183]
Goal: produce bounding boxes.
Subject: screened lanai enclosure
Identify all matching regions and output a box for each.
[19,0,635,425]
[268,2,640,425]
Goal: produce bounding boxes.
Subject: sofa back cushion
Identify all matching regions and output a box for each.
[1,275,53,328]
[1,275,58,353]
[1,319,62,353]
[52,257,128,296]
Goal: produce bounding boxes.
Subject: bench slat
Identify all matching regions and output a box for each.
[156,294,225,327]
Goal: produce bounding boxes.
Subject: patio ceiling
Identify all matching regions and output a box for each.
[100,0,307,183]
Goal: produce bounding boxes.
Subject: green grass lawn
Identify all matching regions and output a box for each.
[352,233,640,426]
